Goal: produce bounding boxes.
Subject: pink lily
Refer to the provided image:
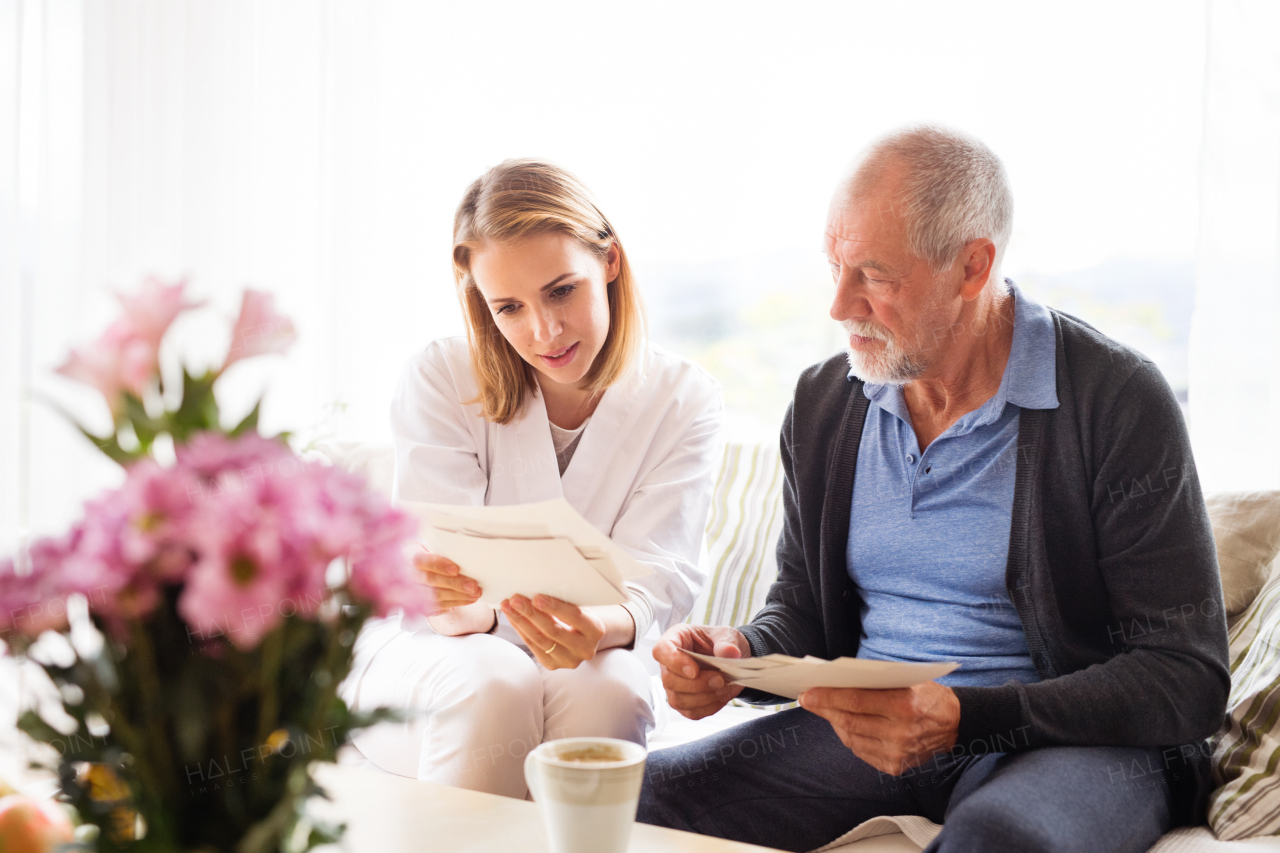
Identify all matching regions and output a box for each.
[56,318,156,416]
[116,276,205,351]
[221,290,297,373]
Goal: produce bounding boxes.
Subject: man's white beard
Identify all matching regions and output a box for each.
[841,319,928,386]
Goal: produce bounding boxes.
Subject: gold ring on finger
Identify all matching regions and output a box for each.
[544,643,557,655]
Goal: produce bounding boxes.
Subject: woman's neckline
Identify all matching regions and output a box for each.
[549,418,590,437]
[539,374,604,430]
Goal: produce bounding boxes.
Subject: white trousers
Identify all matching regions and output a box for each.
[341,617,654,799]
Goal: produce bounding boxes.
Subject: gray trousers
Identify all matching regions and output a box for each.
[637,708,1173,853]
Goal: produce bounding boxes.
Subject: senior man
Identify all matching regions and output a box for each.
[638,126,1229,853]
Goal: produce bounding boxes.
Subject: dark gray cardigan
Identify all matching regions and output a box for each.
[737,308,1231,825]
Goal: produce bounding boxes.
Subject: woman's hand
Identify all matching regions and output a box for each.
[415,550,496,637]
[501,595,619,670]
[415,550,480,611]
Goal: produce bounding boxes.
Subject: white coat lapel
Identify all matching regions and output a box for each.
[488,386,563,505]
[558,353,649,520]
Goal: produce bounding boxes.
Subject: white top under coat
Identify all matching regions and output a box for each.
[549,417,590,476]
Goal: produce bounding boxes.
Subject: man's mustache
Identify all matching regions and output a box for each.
[841,319,893,344]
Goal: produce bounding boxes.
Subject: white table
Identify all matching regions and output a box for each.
[311,763,784,853]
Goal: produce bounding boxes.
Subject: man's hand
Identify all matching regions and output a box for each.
[653,624,751,720]
[501,594,606,670]
[798,681,960,776]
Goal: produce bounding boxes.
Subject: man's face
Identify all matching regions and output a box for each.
[824,170,954,386]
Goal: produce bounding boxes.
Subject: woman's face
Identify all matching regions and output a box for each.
[470,231,620,391]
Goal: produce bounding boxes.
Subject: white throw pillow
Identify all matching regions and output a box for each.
[1205,491,1280,618]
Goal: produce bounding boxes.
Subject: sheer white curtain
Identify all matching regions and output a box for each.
[0,1,22,565]
[1190,0,1280,493]
[0,0,93,566]
[0,0,1229,559]
[1,0,472,556]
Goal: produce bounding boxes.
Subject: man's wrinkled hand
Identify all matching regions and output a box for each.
[653,624,751,720]
[798,681,960,776]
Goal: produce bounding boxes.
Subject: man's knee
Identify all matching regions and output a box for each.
[935,796,1058,853]
[638,730,758,826]
[637,772,681,829]
[637,748,700,832]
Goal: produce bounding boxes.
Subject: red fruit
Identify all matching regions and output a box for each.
[0,795,75,853]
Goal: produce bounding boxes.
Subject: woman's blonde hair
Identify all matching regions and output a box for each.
[452,159,645,424]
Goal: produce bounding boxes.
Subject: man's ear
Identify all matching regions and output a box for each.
[959,239,996,301]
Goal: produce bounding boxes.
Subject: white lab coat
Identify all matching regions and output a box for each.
[389,336,724,641]
[339,337,722,791]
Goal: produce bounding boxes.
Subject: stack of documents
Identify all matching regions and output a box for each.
[685,651,958,699]
[398,499,648,607]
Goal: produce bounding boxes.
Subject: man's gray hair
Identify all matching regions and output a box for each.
[847,125,1013,287]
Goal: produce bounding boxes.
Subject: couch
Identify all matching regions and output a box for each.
[315,440,1280,852]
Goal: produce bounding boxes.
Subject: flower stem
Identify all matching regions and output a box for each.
[256,624,285,747]
[128,622,180,798]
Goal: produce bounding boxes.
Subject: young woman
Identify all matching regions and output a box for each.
[341,160,723,798]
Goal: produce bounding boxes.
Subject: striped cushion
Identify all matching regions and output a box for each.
[691,441,790,710]
[692,442,785,628]
[1209,554,1280,839]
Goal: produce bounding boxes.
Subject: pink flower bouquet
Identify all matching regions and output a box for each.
[0,280,432,853]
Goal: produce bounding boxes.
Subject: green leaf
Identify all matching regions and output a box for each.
[345,706,407,730]
[17,708,65,743]
[234,770,305,853]
[230,399,262,438]
[305,820,346,849]
[77,426,134,465]
[121,392,163,451]
[172,368,221,441]
[31,390,136,465]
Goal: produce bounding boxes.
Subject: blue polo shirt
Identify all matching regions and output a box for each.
[847,283,1058,687]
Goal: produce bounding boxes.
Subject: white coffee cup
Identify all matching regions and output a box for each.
[524,737,647,853]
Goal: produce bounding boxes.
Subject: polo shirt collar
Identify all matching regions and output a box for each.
[1003,281,1059,410]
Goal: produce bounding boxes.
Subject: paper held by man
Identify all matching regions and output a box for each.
[397,498,648,607]
[685,651,959,700]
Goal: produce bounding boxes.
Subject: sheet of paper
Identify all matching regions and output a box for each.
[420,528,628,607]
[400,498,651,591]
[685,651,958,699]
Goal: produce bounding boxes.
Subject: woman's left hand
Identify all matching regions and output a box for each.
[501,594,606,670]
